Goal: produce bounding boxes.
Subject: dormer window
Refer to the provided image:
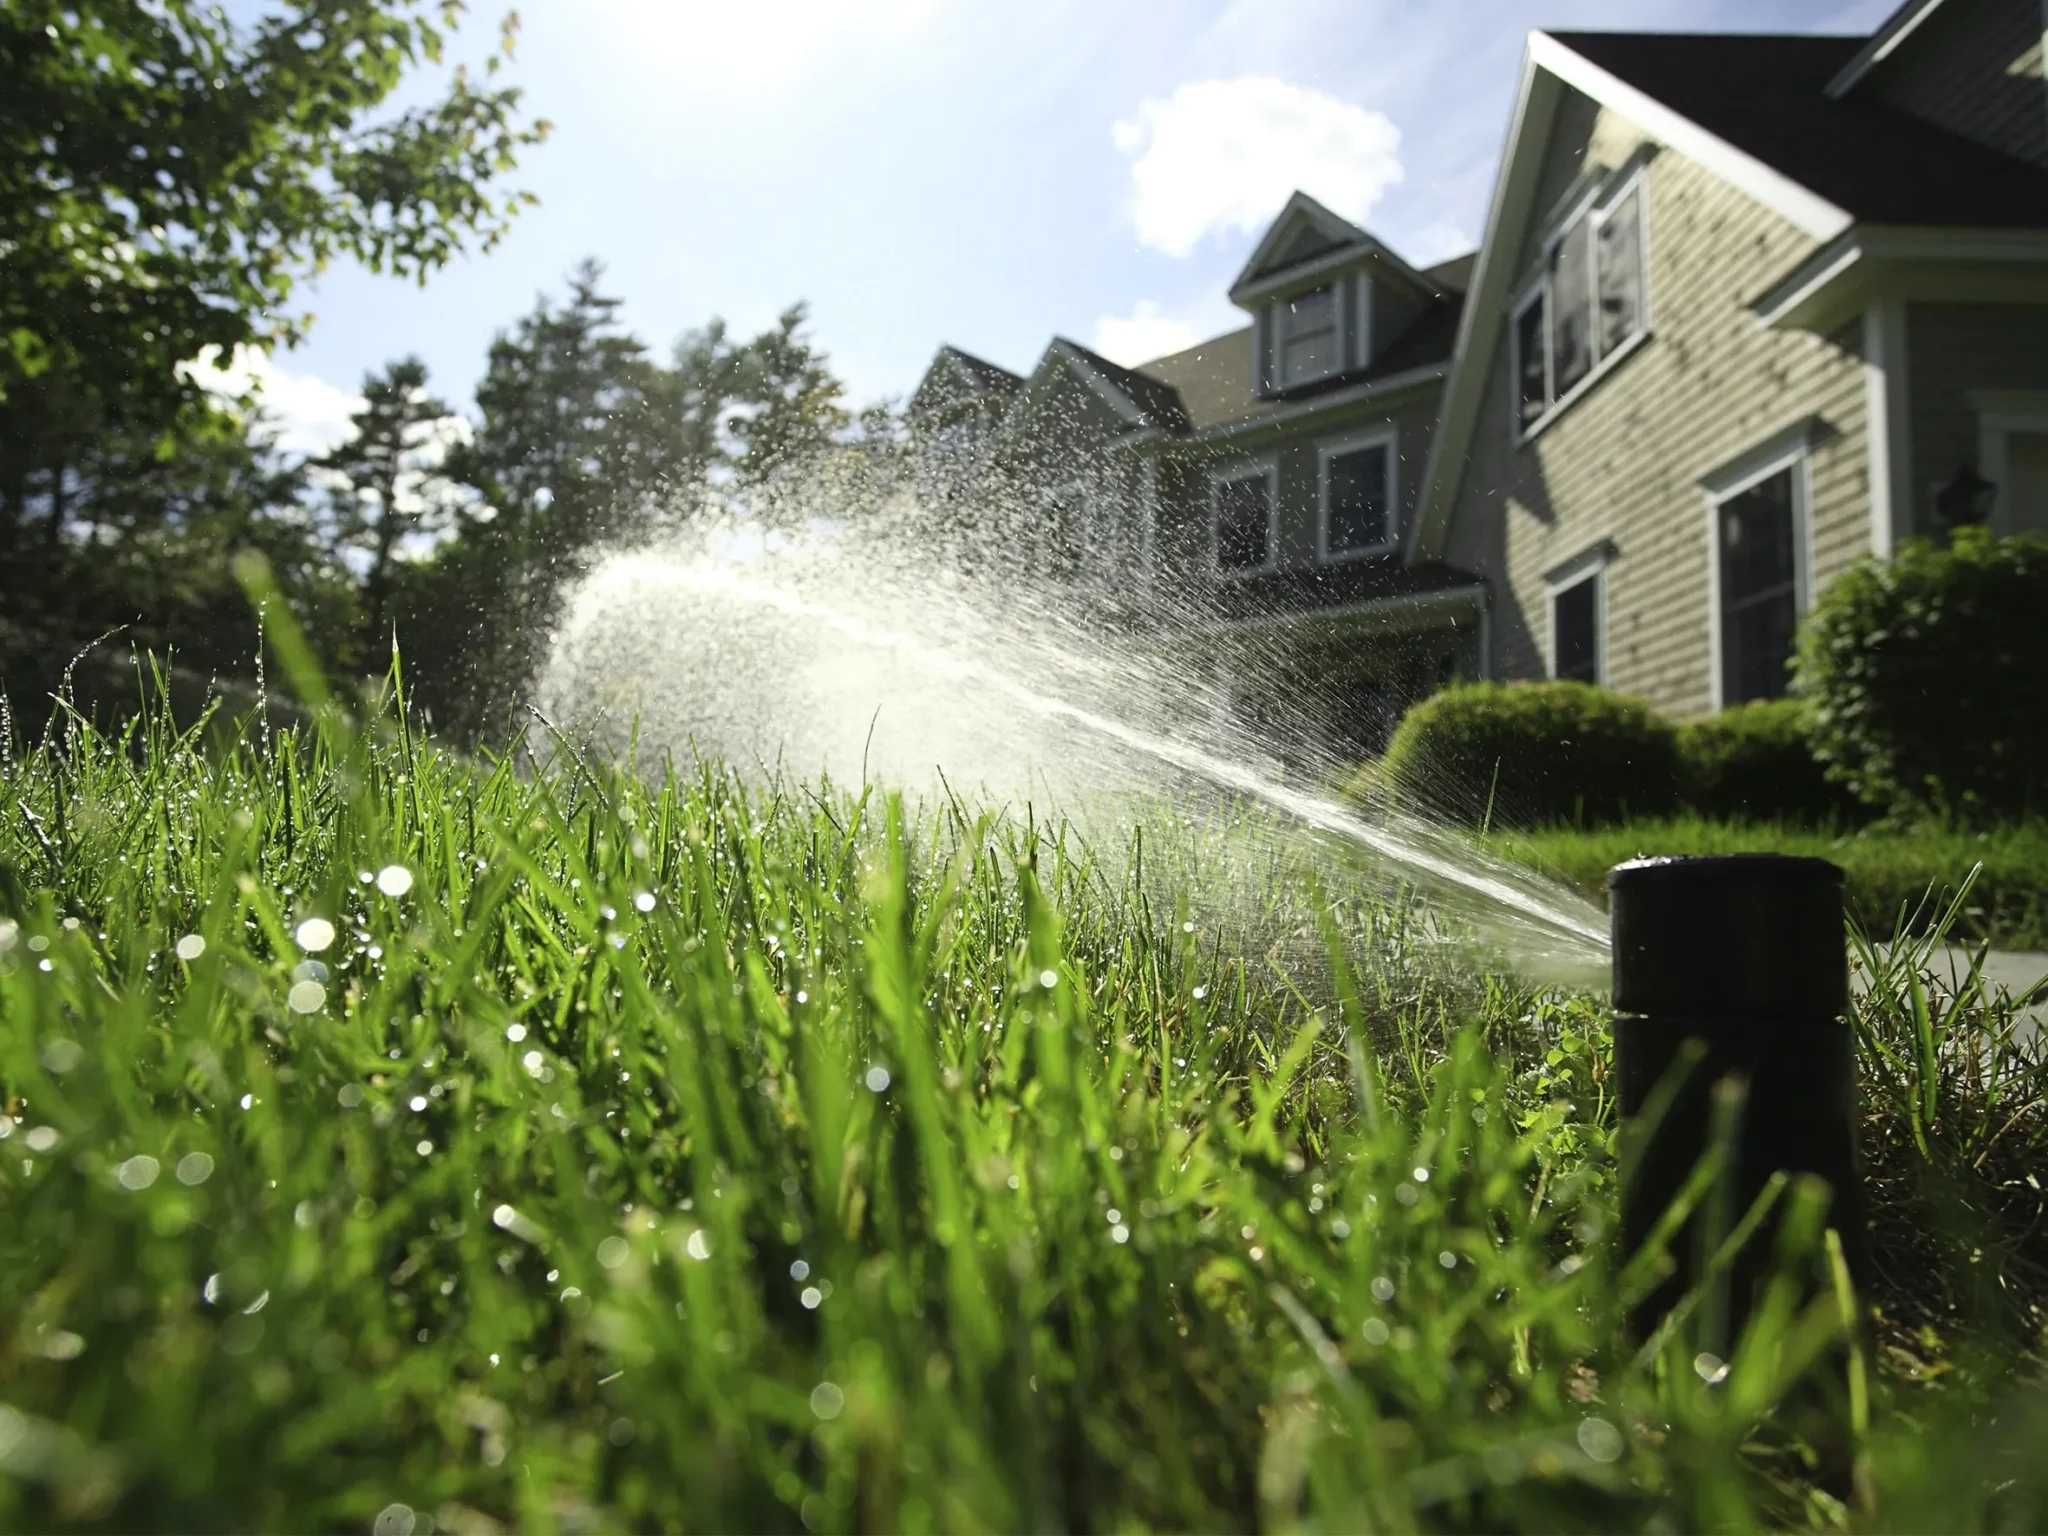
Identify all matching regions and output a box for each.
[1278,285,1338,388]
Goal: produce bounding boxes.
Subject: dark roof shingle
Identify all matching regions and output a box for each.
[1549,30,2048,230]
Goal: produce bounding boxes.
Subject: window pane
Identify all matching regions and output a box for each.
[1550,215,1593,395]
[1553,576,1598,682]
[1287,285,1335,337]
[1596,185,1643,357]
[1216,474,1270,570]
[1718,467,1798,703]
[1326,445,1389,554]
[1516,297,1548,430]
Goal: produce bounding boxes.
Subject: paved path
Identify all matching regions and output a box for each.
[1873,946,2048,1044]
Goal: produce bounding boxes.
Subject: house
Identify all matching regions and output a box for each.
[910,0,2048,750]
[1419,0,2048,716]
[908,193,1480,756]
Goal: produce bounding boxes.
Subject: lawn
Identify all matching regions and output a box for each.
[2,676,2046,1531]
[1485,816,2048,953]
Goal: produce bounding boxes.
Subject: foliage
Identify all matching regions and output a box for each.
[1,660,2045,1529]
[1796,530,2048,821]
[1371,680,1680,828]
[1485,814,2048,951]
[0,0,546,452]
[1675,698,1865,826]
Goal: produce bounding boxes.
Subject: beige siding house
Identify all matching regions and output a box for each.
[1416,0,2048,719]
[912,0,2048,751]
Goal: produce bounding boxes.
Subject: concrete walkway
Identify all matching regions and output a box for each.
[1871,946,2048,1044]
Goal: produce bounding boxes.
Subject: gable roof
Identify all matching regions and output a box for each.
[909,344,1023,418]
[1410,24,2048,559]
[1229,191,1372,296]
[1549,30,2048,233]
[1824,0,1949,97]
[1055,337,1192,433]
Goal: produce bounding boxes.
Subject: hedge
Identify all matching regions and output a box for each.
[1675,698,1867,826]
[1796,529,2048,822]
[1369,680,1680,828]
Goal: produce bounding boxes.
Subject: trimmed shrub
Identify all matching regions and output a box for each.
[1797,529,2048,821]
[1372,680,1680,828]
[1675,698,1866,825]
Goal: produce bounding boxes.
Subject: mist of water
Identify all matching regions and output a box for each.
[534,472,1610,986]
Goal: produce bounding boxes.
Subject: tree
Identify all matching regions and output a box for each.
[318,358,469,653]
[728,304,851,493]
[0,0,549,549]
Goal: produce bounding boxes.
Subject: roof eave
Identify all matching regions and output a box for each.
[1824,0,1950,99]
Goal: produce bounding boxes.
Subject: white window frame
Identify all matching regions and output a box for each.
[1045,475,1094,581]
[1271,282,1341,392]
[1971,389,2048,536]
[1315,425,1399,563]
[1210,454,1281,578]
[1510,163,1653,447]
[1701,420,1817,712]
[1544,543,1611,685]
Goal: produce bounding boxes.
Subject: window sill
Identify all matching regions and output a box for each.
[1317,540,1399,566]
[1516,328,1652,448]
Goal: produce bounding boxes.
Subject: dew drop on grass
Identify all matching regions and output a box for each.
[25,1125,60,1153]
[373,1502,417,1536]
[409,1095,428,1113]
[1111,1224,1130,1244]
[176,1152,214,1186]
[1371,1275,1395,1302]
[809,1381,845,1420]
[376,864,414,897]
[1361,1317,1390,1346]
[287,979,326,1014]
[41,1039,82,1074]
[800,1286,822,1310]
[175,934,206,961]
[506,1023,527,1042]
[1577,1416,1624,1463]
[1038,968,1058,990]
[116,1154,160,1190]
[1693,1351,1730,1385]
[597,1237,630,1270]
[1191,985,1207,1001]
[685,1229,711,1261]
[633,891,656,913]
[294,917,335,953]
[864,1065,891,1093]
[790,1259,810,1281]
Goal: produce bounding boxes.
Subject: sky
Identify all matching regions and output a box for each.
[239,0,1897,456]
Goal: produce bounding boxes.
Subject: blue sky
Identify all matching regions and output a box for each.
[236,0,1896,454]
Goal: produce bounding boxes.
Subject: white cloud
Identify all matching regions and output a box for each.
[179,345,366,458]
[1112,77,1404,259]
[1399,219,1476,269]
[1091,296,1244,368]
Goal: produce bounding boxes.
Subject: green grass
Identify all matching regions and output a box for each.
[1485,816,2048,953]
[2,662,2047,1531]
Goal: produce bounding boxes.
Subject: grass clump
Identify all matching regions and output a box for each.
[1,666,2046,1531]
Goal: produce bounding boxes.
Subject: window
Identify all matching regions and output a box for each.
[1317,431,1395,560]
[1512,175,1647,439]
[1278,284,1338,390]
[1213,462,1276,573]
[1550,570,1601,682]
[1716,467,1800,704]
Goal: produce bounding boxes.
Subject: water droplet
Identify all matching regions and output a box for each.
[1577,1416,1624,1463]
[1412,1166,1431,1183]
[1111,1224,1130,1244]
[376,865,414,897]
[116,1154,159,1191]
[287,979,326,1013]
[1038,968,1058,989]
[40,1039,82,1074]
[1693,1351,1730,1385]
[864,1065,891,1093]
[1371,1275,1395,1302]
[633,891,656,913]
[790,1259,811,1281]
[685,1229,712,1261]
[1191,985,1208,1001]
[506,1023,527,1042]
[800,1285,823,1310]
[294,917,335,953]
[373,1502,417,1536]
[522,1049,546,1077]
[1437,1250,1457,1269]
[176,1151,214,1186]
[1362,1317,1390,1346]
[175,934,206,961]
[597,1236,630,1269]
[809,1381,845,1420]
[409,1095,428,1113]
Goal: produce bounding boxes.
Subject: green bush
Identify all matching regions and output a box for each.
[1675,698,1865,825]
[1797,529,2048,821]
[1372,680,1679,828]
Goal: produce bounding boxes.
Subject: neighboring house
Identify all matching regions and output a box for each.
[1417,0,2048,716]
[908,192,1477,756]
[911,0,2048,749]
